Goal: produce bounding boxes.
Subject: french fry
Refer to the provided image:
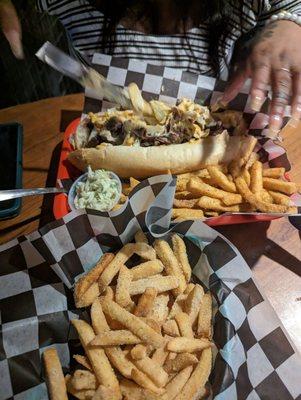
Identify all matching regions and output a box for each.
[91,298,110,334]
[154,240,187,295]
[263,167,285,178]
[43,348,68,400]
[71,319,121,397]
[187,177,242,206]
[173,198,199,209]
[131,260,164,281]
[120,378,160,400]
[134,230,148,244]
[167,337,211,353]
[168,293,188,320]
[184,283,195,295]
[130,177,140,189]
[178,169,210,179]
[163,319,181,337]
[241,168,251,187]
[172,208,204,220]
[197,293,212,339]
[75,282,100,308]
[101,300,164,348]
[174,348,212,400]
[148,293,170,323]
[131,356,169,388]
[71,370,97,390]
[261,189,274,204]
[235,176,288,213]
[131,369,165,395]
[162,366,193,400]
[65,375,95,400]
[204,210,219,217]
[288,206,298,214]
[74,253,114,303]
[171,234,191,282]
[263,177,297,195]
[176,177,190,192]
[164,353,198,373]
[152,346,169,366]
[269,191,291,206]
[250,161,263,195]
[207,165,236,193]
[175,191,198,200]
[141,317,162,333]
[198,196,240,212]
[245,151,259,170]
[73,355,92,371]
[129,275,179,296]
[105,347,135,379]
[99,243,156,292]
[134,287,157,317]
[175,312,194,338]
[185,284,204,326]
[90,330,142,346]
[131,344,148,360]
[93,385,119,400]
[116,265,134,309]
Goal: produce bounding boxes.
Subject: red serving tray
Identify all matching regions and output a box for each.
[53,119,280,226]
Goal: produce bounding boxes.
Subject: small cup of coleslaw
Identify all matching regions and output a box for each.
[68,166,122,212]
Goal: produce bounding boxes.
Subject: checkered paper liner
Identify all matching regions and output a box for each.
[72,53,301,216]
[1,175,301,400]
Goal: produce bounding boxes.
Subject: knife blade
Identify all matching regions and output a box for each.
[36,42,132,109]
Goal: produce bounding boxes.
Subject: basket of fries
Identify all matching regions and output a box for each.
[1,174,300,399]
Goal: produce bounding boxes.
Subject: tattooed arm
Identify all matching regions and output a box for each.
[223,2,301,136]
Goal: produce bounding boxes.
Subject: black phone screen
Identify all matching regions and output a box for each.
[0,125,19,211]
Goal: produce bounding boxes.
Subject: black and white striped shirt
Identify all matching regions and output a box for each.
[36,0,301,78]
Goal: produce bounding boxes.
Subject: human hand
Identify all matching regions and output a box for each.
[222,20,301,136]
[0,0,23,58]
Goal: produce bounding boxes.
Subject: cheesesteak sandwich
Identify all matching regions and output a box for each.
[68,84,257,178]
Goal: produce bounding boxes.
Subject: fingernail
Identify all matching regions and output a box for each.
[5,30,24,59]
[268,115,282,137]
[250,95,264,112]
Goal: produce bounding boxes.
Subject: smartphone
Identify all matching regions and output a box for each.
[0,123,23,219]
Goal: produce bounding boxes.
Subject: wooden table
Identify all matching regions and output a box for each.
[0,94,301,354]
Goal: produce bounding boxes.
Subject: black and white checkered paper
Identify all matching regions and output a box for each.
[0,175,300,399]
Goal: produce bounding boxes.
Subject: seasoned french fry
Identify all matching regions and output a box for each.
[71,370,97,390]
[176,177,190,192]
[131,356,169,388]
[90,330,142,346]
[162,366,193,400]
[207,165,236,193]
[130,344,148,360]
[134,287,157,317]
[188,177,242,206]
[269,191,291,206]
[43,348,68,400]
[178,169,210,179]
[102,300,164,348]
[204,210,219,217]
[129,275,179,296]
[263,177,297,195]
[168,293,188,320]
[66,376,95,400]
[99,243,156,291]
[174,348,212,400]
[140,317,162,333]
[73,355,92,371]
[91,298,110,334]
[173,198,199,209]
[198,196,240,212]
[175,312,194,338]
[171,234,192,282]
[242,168,251,187]
[167,337,211,353]
[131,368,165,395]
[71,319,121,396]
[164,353,198,374]
[235,176,288,213]
[263,167,285,178]
[152,346,169,366]
[120,378,159,400]
[261,189,274,204]
[116,265,134,309]
[184,283,195,295]
[134,230,148,244]
[75,282,100,308]
[197,292,212,339]
[163,319,181,337]
[148,293,170,323]
[131,260,164,281]
[154,240,187,295]
[175,191,198,200]
[185,284,204,326]
[250,161,263,195]
[245,151,259,170]
[93,385,119,400]
[172,208,204,220]
[74,253,114,302]
[130,177,140,189]
[105,347,135,379]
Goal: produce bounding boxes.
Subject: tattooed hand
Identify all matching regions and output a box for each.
[222,20,301,136]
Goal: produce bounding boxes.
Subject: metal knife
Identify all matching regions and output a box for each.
[36,42,132,109]
[0,188,67,201]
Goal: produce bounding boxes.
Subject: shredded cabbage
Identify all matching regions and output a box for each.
[74,167,120,211]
